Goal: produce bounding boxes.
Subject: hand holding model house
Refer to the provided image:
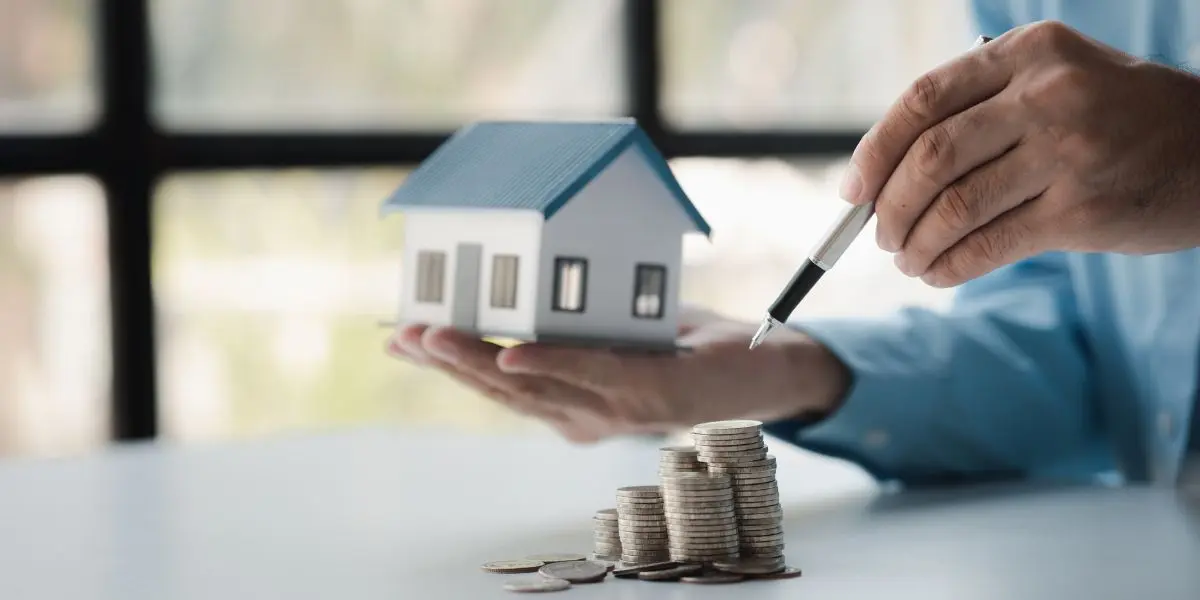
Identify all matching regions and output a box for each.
[382,120,850,441]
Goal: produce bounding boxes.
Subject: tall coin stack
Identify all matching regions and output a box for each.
[658,445,705,475]
[692,420,785,568]
[592,508,621,561]
[615,486,670,565]
[660,472,740,563]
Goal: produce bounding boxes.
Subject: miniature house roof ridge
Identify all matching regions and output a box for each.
[380,120,712,238]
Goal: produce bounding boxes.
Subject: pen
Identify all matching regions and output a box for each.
[749,35,992,350]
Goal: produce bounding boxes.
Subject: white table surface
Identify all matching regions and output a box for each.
[0,426,1197,599]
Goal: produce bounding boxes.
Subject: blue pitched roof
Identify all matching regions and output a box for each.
[380,119,711,237]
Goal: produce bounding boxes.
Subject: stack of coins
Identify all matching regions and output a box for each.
[659,472,739,563]
[615,486,669,565]
[692,420,785,567]
[658,445,705,475]
[592,508,621,560]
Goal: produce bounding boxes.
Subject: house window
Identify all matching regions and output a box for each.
[490,255,520,309]
[415,250,446,304]
[633,264,666,319]
[552,257,587,312]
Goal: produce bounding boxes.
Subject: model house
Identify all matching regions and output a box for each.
[380,119,712,349]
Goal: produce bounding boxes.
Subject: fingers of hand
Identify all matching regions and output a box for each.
[921,199,1047,287]
[497,344,631,393]
[895,136,1055,278]
[420,326,603,411]
[874,96,1023,252]
[391,323,432,363]
[840,41,1012,208]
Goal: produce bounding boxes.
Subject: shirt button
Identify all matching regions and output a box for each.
[863,429,889,449]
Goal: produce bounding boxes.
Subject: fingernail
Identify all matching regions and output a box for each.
[495,350,528,373]
[921,271,948,288]
[894,253,913,276]
[839,164,863,203]
[877,229,897,254]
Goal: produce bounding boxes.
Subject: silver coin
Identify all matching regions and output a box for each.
[594,545,623,554]
[665,515,738,524]
[696,439,765,450]
[701,454,776,465]
[538,560,609,583]
[619,516,667,525]
[662,487,734,498]
[736,510,783,521]
[482,559,545,574]
[733,491,780,502]
[736,502,783,512]
[616,508,664,517]
[619,530,668,538]
[636,563,704,581]
[733,481,779,491]
[616,486,661,497]
[738,526,783,536]
[694,438,761,448]
[741,544,786,554]
[670,530,739,540]
[738,519,784,529]
[523,553,587,563]
[711,557,786,575]
[665,512,736,521]
[593,508,618,520]
[726,477,776,486]
[659,445,698,456]
[736,498,783,508]
[611,560,680,577]
[620,554,671,563]
[589,557,617,571]
[740,551,785,560]
[672,541,739,550]
[734,487,782,496]
[692,420,763,435]
[503,577,571,593]
[740,534,785,544]
[698,445,768,455]
[662,498,734,508]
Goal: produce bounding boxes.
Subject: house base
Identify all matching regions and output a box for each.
[481,331,692,355]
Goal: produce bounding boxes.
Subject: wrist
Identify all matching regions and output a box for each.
[751,332,851,425]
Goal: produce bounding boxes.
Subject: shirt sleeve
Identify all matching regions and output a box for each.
[763,252,1096,484]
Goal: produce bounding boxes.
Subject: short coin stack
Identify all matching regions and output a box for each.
[660,472,739,563]
[592,509,621,561]
[615,486,669,565]
[658,446,705,476]
[692,420,784,568]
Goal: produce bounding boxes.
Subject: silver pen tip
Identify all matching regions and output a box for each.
[749,318,778,350]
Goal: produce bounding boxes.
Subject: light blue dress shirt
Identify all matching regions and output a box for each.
[767,0,1200,486]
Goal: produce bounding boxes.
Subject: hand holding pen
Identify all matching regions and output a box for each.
[751,35,993,349]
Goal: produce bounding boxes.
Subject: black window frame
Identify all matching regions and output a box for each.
[0,0,864,443]
[631,263,667,319]
[551,257,588,313]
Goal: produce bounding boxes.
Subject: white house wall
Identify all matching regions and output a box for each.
[536,145,693,343]
[399,209,543,336]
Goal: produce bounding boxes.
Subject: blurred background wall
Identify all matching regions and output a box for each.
[0,0,974,457]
